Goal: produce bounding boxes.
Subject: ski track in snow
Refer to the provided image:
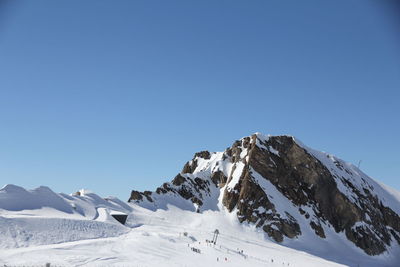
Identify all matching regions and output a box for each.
[0,205,348,267]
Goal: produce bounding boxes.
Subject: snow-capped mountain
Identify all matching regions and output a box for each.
[129,133,400,257]
[1,133,399,266]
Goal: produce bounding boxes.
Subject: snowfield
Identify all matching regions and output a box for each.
[0,194,345,267]
[0,184,398,266]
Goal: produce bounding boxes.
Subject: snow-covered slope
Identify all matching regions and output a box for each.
[0,184,131,249]
[0,203,347,267]
[296,139,400,216]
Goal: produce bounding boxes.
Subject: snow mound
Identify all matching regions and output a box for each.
[0,184,132,249]
[0,184,73,213]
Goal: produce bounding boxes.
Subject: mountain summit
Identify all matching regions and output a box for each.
[129,133,400,256]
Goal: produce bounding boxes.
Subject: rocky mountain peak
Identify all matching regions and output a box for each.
[128,133,400,256]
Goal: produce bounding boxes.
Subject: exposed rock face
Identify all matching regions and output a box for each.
[129,190,153,202]
[128,133,400,256]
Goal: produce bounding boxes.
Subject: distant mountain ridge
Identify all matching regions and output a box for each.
[129,133,400,256]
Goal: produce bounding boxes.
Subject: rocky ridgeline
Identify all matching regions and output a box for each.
[129,133,400,256]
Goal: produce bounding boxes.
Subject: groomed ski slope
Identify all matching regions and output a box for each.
[0,204,346,267]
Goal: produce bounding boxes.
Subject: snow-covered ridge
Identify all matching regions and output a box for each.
[0,184,132,218]
[0,184,74,213]
[294,137,400,215]
[0,184,131,249]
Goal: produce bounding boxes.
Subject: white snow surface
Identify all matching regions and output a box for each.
[0,184,131,249]
[0,182,398,266]
[0,194,346,267]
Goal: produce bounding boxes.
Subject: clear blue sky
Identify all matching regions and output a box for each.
[0,0,399,199]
